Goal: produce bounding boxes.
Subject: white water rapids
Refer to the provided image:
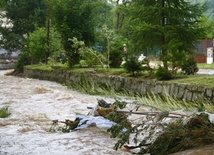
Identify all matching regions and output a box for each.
[0,70,130,155]
[0,70,214,155]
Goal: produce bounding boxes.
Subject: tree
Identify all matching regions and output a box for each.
[199,16,214,38]
[51,0,100,48]
[96,0,114,29]
[21,27,62,64]
[0,0,46,52]
[51,0,105,67]
[121,0,206,70]
[109,0,130,33]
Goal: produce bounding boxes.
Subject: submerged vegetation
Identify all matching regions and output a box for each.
[125,112,214,154]
[66,73,214,154]
[2,0,214,153]
[68,73,214,112]
[0,107,11,118]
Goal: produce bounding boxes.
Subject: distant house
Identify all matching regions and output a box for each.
[193,38,213,63]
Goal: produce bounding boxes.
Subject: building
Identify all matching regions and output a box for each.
[194,38,213,63]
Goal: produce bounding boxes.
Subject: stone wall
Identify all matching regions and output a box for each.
[23,67,214,104]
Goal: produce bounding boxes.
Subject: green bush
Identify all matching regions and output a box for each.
[109,49,123,68]
[69,37,106,68]
[15,52,31,73]
[155,66,173,80]
[0,107,11,118]
[181,55,199,75]
[123,55,143,76]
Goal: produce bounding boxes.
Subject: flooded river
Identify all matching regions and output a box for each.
[0,70,130,155]
[0,70,214,155]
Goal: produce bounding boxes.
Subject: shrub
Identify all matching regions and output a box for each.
[155,66,173,80]
[109,49,123,68]
[123,55,143,76]
[181,55,199,75]
[15,52,31,73]
[0,107,11,118]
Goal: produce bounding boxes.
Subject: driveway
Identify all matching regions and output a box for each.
[197,69,214,75]
[149,62,214,75]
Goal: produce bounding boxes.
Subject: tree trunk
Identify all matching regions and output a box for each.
[161,0,168,69]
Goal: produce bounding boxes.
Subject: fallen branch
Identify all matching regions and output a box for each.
[87,107,186,118]
[117,110,185,118]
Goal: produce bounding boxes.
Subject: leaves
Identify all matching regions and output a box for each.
[121,0,206,70]
[0,107,11,118]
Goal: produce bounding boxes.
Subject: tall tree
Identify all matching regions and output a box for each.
[51,0,107,67]
[52,0,98,48]
[24,27,62,64]
[0,0,46,52]
[109,0,130,33]
[122,0,206,69]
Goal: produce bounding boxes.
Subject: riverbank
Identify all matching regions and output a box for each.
[0,69,131,155]
[22,66,214,104]
[3,69,214,154]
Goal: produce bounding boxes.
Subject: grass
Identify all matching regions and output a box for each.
[197,63,214,69]
[25,62,214,87]
[0,107,11,118]
[69,75,214,113]
[25,64,52,70]
[171,75,214,87]
[24,62,214,112]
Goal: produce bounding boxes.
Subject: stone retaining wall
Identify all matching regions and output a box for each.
[23,67,214,104]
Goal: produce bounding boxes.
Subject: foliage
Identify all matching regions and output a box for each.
[140,113,214,154]
[120,0,206,70]
[0,107,11,118]
[60,118,81,133]
[68,37,106,68]
[109,34,128,68]
[95,0,114,29]
[198,16,214,38]
[69,75,115,96]
[105,100,132,150]
[140,58,154,76]
[0,27,21,53]
[82,49,106,68]
[15,51,31,73]
[110,0,130,33]
[109,48,123,68]
[25,27,62,63]
[97,25,125,68]
[169,50,186,74]
[155,66,173,80]
[51,0,102,51]
[0,0,46,51]
[48,51,61,67]
[25,27,47,63]
[99,25,114,69]
[181,54,199,75]
[24,63,214,112]
[123,55,143,76]
[105,100,214,154]
[15,27,62,72]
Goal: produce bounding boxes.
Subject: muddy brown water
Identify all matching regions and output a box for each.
[0,70,214,155]
[0,70,131,155]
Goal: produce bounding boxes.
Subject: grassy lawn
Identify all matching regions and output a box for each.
[169,74,214,88]
[24,62,214,88]
[197,63,214,69]
[171,63,214,87]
